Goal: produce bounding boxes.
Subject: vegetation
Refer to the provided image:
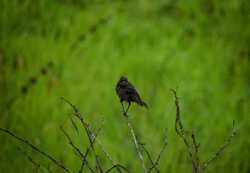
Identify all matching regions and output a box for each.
[0,0,249,172]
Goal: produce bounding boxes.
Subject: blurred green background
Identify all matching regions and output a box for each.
[0,0,250,172]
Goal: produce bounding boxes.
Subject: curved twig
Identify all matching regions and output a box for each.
[0,128,72,173]
[201,121,237,171]
[105,164,130,173]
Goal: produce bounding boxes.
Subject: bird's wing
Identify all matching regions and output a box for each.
[126,83,142,102]
[126,82,137,94]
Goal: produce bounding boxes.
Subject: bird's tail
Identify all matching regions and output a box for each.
[140,101,148,109]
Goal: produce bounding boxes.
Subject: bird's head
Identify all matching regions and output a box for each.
[119,76,128,82]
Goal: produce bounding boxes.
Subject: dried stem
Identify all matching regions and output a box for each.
[0,128,72,173]
[60,126,95,173]
[17,146,43,173]
[139,143,160,173]
[61,97,103,173]
[78,127,101,173]
[60,126,84,157]
[105,164,130,173]
[191,133,200,169]
[96,139,123,173]
[201,121,237,171]
[171,89,237,173]
[121,103,147,173]
[170,89,199,173]
[127,119,147,173]
[70,117,79,135]
[148,129,168,173]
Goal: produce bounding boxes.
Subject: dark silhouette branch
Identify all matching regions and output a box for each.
[0,127,72,173]
[78,125,103,173]
[191,133,200,169]
[17,146,44,173]
[70,117,79,135]
[61,97,103,173]
[170,89,199,173]
[148,129,168,173]
[201,121,237,171]
[96,139,123,173]
[139,143,160,173]
[171,89,238,173]
[61,97,126,173]
[105,164,130,173]
[60,126,95,173]
[60,125,84,157]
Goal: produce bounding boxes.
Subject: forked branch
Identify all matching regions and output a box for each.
[201,121,237,171]
[171,88,237,173]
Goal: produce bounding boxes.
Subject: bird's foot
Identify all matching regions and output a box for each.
[121,109,129,117]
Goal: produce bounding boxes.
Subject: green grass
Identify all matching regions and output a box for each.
[0,0,250,172]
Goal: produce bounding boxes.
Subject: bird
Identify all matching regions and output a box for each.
[116,76,148,113]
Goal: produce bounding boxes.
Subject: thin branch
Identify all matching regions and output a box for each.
[171,89,237,173]
[191,133,200,168]
[191,133,199,154]
[170,89,199,173]
[17,146,43,173]
[96,139,123,173]
[78,125,103,173]
[60,126,95,173]
[0,128,72,173]
[201,121,237,171]
[60,126,84,158]
[61,97,103,173]
[121,104,147,173]
[105,164,130,173]
[148,129,168,173]
[70,117,79,135]
[139,143,160,173]
[170,89,183,136]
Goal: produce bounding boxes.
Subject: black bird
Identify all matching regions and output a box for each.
[116,76,148,112]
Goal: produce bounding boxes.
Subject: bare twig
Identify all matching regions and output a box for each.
[201,121,237,171]
[61,97,103,173]
[60,126,84,157]
[127,119,147,173]
[70,117,79,135]
[171,89,237,173]
[96,140,123,173]
[148,129,168,173]
[17,146,43,173]
[191,133,200,169]
[60,126,95,173]
[170,89,199,173]
[0,128,72,173]
[105,164,130,173]
[78,127,102,173]
[78,128,101,173]
[170,89,184,136]
[139,143,160,173]
[121,104,147,173]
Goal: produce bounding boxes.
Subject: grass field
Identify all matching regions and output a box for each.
[0,0,250,172]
